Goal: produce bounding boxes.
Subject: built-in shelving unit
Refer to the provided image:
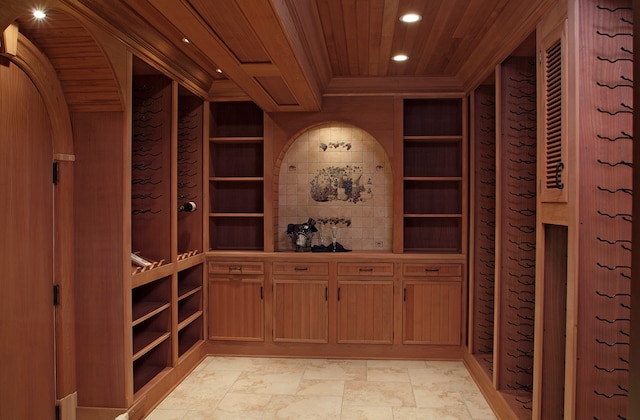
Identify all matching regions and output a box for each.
[402,98,464,253]
[74,55,206,416]
[209,101,264,250]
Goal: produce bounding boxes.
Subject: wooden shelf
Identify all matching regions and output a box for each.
[178,318,203,358]
[209,101,265,251]
[178,284,202,300]
[132,302,171,326]
[403,214,463,218]
[178,310,203,330]
[210,177,264,181]
[133,331,171,361]
[404,135,462,141]
[210,136,263,142]
[402,98,464,253]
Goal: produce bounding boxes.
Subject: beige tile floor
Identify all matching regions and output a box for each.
[146,356,497,420]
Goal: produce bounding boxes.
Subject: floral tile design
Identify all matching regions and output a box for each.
[278,123,393,251]
[310,165,372,203]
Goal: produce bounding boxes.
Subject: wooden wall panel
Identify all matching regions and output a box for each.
[73,111,130,408]
[572,1,633,418]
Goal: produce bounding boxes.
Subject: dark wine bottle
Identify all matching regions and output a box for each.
[178,201,197,212]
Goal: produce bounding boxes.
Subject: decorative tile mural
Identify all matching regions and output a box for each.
[278,123,393,251]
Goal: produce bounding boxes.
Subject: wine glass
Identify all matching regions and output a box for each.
[331,223,338,252]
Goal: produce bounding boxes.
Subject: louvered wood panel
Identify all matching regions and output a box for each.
[539,20,568,202]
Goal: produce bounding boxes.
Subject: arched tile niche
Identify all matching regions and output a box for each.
[277,122,393,251]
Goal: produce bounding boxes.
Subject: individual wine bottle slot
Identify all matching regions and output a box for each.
[178,201,197,212]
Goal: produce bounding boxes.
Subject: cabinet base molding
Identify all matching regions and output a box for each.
[77,342,207,420]
[463,351,521,420]
[76,406,128,420]
[57,392,77,420]
[205,340,464,360]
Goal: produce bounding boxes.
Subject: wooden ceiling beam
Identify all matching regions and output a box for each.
[325,75,464,96]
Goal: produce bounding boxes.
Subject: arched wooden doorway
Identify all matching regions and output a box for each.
[0,55,56,418]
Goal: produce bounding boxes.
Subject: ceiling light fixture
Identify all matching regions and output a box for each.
[181,37,190,44]
[33,9,47,19]
[216,68,223,74]
[400,13,421,23]
[392,54,409,62]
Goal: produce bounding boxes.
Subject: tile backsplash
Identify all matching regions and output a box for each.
[278,123,393,251]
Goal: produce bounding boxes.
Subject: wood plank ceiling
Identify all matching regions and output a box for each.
[3,0,554,112]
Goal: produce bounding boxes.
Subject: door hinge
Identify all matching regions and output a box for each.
[55,404,61,420]
[52,161,59,185]
[53,284,61,306]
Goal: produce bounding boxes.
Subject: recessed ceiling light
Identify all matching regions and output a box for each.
[216,68,223,74]
[33,9,47,19]
[392,54,409,62]
[181,37,190,44]
[400,13,421,23]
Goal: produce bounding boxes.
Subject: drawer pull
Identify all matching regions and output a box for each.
[359,267,374,272]
[294,266,308,271]
[228,266,242,272]
[425,268,440,272]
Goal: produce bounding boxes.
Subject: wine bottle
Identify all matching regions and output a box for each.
[178,201,197,212]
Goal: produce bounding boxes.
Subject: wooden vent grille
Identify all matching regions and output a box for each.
[544,40,563,190]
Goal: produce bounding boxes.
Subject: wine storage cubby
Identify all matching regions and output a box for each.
[131,72,172,266]
[469,83,496,377]
[132,275,172,393]
[402,98,465,253]
[495,56,537,417]
[209,101,265,250]
[177,88,204,258]
[177,264,204,358]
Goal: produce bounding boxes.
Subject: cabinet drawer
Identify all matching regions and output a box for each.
[403,263,462,277]
[208,261,264,275]
[337,262,394,277]
[273,262,328,276]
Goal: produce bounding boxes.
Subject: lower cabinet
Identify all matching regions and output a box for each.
[402,263,462,345]
[337,280,394,343]
[336,262,394,344]
[206,258,464,351]
[273,279,329,342]
[272,262,329,342]
[208,261,264,341]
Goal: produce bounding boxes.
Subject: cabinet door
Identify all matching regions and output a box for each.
[273,279,328,343]
[209,276,264,341]
[403,280,461,345]
[337,280,393,344]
